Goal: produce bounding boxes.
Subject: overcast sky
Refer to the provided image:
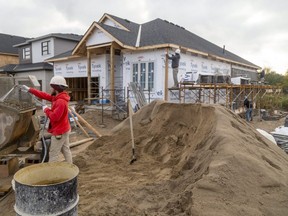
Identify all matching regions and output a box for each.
[1,0,287,74]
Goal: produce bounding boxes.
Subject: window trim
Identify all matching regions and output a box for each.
[41,40,50,55]
[132,61,155,90]
[22,47,31,60]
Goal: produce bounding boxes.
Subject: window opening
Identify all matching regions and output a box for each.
[132,62,154,90]
[41,41,50,55]
[23,47,31,60]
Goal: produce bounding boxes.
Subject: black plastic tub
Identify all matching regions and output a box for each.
[13,162,79,216]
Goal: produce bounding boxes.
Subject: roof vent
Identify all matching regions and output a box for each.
[124,19,131,23]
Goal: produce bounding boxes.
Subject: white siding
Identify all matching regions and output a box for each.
[32,38,55,63]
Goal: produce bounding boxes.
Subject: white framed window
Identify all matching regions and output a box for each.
[132,62,154,90]
[41,40,50,55]
[22,47,31,60]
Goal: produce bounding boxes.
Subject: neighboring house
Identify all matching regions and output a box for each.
[0,33,28,68]
[48,13,260,103]
[0,33,82,91]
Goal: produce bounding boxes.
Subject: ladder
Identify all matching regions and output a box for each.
[90,78,99,99]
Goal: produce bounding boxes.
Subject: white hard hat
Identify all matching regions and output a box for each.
[175,49,180,54]
[50,75,68,87]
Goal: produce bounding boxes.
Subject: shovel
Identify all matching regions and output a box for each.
[128,99,137,164]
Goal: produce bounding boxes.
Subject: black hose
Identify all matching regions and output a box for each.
[41,117,49,163]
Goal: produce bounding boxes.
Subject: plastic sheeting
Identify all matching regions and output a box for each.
[271,126,288,153]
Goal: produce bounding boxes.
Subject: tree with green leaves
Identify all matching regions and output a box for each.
[264,67,284,86]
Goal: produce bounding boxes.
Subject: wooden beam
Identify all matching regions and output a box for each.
[87,43,112,50]
[164,48,169,101]
[87,50,91,104]
[68,109,90,138]
[110,42,115,103]
[69,107,102,137]
[70,138,94,148]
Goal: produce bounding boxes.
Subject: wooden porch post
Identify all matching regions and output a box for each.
[110,43,115,103]
[87,50,91,104]
[164,48,168,101]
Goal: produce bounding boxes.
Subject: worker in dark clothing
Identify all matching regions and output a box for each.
[167,48,181,87]
[244,96,253,122]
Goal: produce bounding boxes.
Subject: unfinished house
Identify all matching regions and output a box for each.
[49,13,263,107]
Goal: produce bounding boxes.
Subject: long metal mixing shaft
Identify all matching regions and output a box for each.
[32,96,45,106]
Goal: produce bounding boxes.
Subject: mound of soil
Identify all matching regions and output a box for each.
[74,100,288,216]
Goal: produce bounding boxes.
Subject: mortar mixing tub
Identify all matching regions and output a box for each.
[0,76,41,154]
[0,100,39,151]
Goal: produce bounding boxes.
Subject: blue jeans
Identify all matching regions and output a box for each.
[246,108,252,121]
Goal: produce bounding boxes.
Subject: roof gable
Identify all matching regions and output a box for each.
[99,14,129,31]
[99,13,139,32]
[72,20,139,55]
[86,28,113,46]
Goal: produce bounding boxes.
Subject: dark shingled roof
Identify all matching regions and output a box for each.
[50,33,83,42]
[0,62,53,73]
[52,14,257,68]
[0,64,17,72]
[106,14,140,33]
[140,18,258,67]
[14,33,83,47]
[48,50,73,60]
[0,33,28,54]
[14,62,53,72]
[100,15,257,67]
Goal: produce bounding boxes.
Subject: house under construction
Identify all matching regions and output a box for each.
[47,13,279,111]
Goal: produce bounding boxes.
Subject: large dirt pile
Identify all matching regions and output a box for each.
[74,100,288,216]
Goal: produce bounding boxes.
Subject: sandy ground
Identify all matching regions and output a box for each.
[1,102,288,216]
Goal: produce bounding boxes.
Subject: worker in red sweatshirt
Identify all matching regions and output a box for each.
[20,75,72,163]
